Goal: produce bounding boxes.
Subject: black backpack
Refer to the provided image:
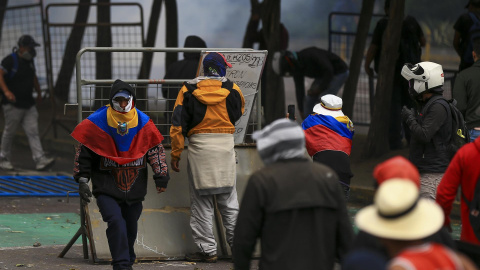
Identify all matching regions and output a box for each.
[461,174,480,241]
[463,12,480,66]
[425,97,470,159]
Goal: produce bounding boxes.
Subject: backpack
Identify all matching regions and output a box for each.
[462,12,480,65]
[461,174,480,241]
[425,97,470,159]
[4,52,19,81]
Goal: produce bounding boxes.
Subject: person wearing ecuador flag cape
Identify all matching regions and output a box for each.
[71,79,170,270]
[301,94,354,200]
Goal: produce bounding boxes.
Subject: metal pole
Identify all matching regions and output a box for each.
[257,84,262,130]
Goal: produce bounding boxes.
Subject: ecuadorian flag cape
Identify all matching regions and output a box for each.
[302,114,354,157]
[71,106,163,165]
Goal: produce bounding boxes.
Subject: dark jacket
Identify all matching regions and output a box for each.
[452,60,480,129]
[233,158,353,270]
[163,35,207,108]
[74,144,169,204]
[371,15,424,73]
[408,93,452,173]
[1,52,36,108]
[293,47,348,93]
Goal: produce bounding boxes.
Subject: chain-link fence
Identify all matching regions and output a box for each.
[45,3,145,104]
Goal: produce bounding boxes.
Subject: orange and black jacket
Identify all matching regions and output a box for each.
[170,78,245,161]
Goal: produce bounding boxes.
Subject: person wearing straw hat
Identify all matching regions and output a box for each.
[233,118,353,270]
[355,179,477,270]
[301,94,354,199]
[350,156,456,261]
[170,52,245,263]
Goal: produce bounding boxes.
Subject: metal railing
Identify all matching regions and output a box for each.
[75,47,263,145]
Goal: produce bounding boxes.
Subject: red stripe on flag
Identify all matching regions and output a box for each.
[304,125,352,157]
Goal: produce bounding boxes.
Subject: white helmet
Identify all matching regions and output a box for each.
[401,61,444,98]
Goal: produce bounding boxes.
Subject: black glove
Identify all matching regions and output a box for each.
[79,182,92,203]
[401,106,416,126]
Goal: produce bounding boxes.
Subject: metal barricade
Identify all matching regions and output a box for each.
[73,47,265,261]
[74,47,263,144]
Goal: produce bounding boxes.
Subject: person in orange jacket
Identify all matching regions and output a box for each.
[170,52,245,263]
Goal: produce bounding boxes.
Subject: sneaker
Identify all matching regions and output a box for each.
[185,252,217,263]
[0,157,14,170]
[35,156,55,170]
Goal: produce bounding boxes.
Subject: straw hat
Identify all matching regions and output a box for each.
[355,179,444,240]
[313,94,345,118]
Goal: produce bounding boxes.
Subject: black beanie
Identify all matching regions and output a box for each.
[109,79,136,108]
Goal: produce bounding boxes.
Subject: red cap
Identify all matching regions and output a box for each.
[373,156,420,188]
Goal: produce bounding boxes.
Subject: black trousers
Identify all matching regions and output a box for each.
[96,194,143,270]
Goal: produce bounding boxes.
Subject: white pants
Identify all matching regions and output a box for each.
[188,177,239,255]
[1,104,44,162]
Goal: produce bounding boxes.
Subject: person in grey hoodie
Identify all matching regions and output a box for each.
[233,118,353,270]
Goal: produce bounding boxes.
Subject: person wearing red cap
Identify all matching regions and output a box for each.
[372,156,420,188]
[354,179,476,270]
[349,156,455,261]
[170,52,245,262]
[0,35,55,171]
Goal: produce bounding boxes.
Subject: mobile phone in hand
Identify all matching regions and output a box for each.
[288,104,295,120]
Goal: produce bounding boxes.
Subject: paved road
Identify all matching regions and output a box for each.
[0,245,243,270]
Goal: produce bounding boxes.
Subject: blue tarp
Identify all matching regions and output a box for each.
[0,176,79,197]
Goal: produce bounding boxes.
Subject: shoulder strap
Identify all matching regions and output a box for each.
[221,79,234,91]
[462,190,471,207]
[8,52,18,80]
[183,82,197,93]
[469,12,480,24]
[462,146,480,208]
[422,95,446,115]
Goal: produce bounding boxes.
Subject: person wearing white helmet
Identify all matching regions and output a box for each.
[400,61,452,200]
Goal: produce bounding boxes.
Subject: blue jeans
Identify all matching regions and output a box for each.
[96,195,143,270]
[304,70,349,116]
[469,129,480,142]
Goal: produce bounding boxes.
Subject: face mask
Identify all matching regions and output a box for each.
[112,98,133,112]
[20,48,36,61]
